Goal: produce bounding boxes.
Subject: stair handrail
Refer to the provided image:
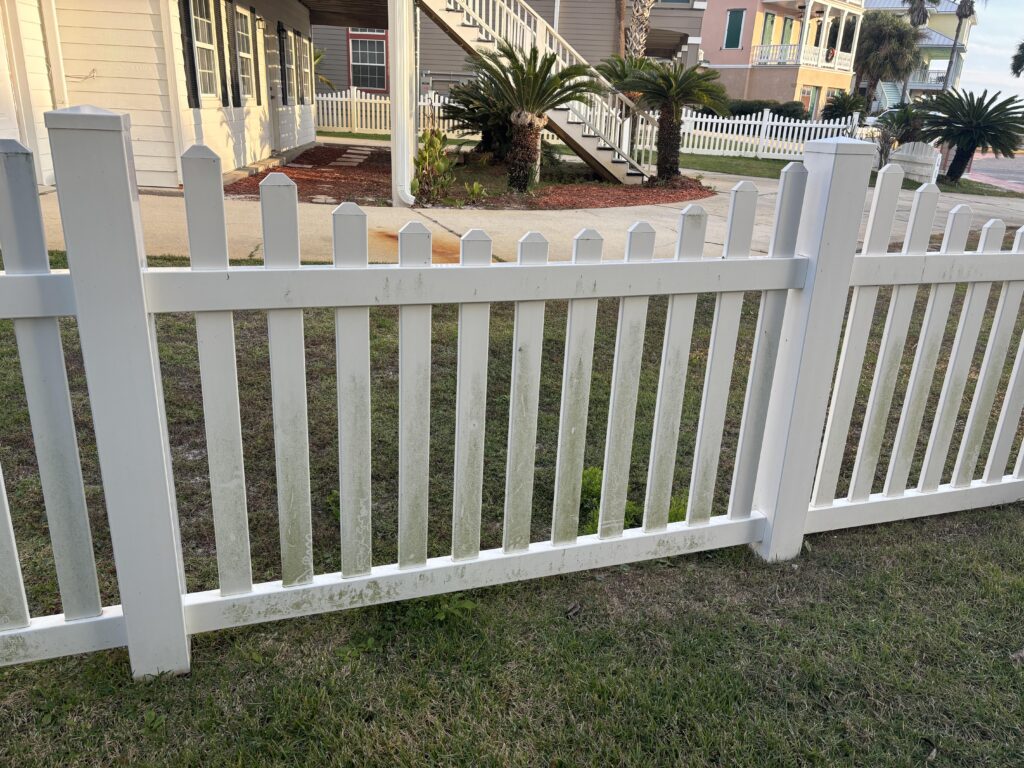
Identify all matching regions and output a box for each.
[436,0,657,177]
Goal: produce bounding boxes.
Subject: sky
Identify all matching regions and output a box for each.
[957,0,1023,99]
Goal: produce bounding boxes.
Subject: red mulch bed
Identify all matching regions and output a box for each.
[223,144,714,209]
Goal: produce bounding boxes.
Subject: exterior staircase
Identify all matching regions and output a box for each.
[416,0,655,184]
[876,82,903,111]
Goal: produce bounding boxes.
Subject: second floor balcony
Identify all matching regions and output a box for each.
[751,43,855,71]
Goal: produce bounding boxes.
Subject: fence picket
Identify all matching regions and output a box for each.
[954,222,1014,486]
[921,218,999,493]
[642,207,705,531]
[182,145,253,597]
[452,230,493,560]
[889,205,972,495]
[398,222,433,567]
[729,163,808,519]
[0,142,102,619]
[597,223,655,538]
[261,174,314,587]
[551,229,603,545]
[502,233,549,552]
[0,462,29,631]
[687,182,757,524]
[848,183,939,501]
[812,165,905,507]
[982,229,1024,481]
[333,203,373,577]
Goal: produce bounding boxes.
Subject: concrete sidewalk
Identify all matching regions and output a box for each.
[37,170,1024,264]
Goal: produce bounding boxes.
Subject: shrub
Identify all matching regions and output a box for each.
[821,91,866,124]
[411,129,455,205]
[463,181,488,204]
[726,99,778,117]
[772,101,810,120]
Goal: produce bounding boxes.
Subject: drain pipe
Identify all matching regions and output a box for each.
[389,0,417,207]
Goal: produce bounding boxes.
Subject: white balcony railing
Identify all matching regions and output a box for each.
[751,43,856,71]
[908,69,947,87]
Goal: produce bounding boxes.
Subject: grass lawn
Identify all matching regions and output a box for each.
[1,250,1023,765]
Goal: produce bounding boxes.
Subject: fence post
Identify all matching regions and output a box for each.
[350,87,359,133]
[751,138,875,562]
[755,108,771,159]
[44,106,190,677]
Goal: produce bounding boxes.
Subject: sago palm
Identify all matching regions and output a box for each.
[596,54,652,102]
[1012,40,1024,77]
[621,62,728,181]
[943,0,985,90]
[854,12,923,107]
[918,89,1024,182]
[471,39,602,192]
[821,91,866,124]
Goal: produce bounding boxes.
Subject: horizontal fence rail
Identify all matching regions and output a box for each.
[2,111,1024,681]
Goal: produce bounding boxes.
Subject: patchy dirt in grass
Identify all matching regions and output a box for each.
[223,144,714,209]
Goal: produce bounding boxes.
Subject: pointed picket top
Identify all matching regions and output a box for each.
[181,144,219,161]
[260,171,296,189]
[460,229,492,266]
[625,221,656,262]
[331,203,367,267]
[723,181,758,259]
[902,182,941,255]
[0,139,31,156]
[780,161,808,179]
[572,228,603,264]
[940,204,973,253]
[399,221,431,266]
[1015,227,1024,253]
[978,219,1007,254]
[676,204,708,260]
[863,164,906,256]
[769,162,809,260]
[332,201,365,217]
[517,232,548,265]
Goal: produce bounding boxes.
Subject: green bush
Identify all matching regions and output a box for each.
[772,101,810,120]
[726,99,778,117]
[411,129,455,205]
[578,467,687,535]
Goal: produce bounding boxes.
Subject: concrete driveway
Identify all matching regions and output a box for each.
[36,170,1024,264]
[967,154,1024,194]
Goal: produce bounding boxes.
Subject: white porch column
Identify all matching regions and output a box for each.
[817,5,832,67]
[389,0,417,207]
[798,1,815,60]
[837,9,849,67]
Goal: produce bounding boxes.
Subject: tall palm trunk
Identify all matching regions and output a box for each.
[655,104,682,181]
[942,16,966,90]
[508,110,547,193]
[625,0,656,58]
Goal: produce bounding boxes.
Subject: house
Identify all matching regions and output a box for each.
[312,0,708,96]
[701,0,865,117]
[862,0,976,111]
[0,0,358,188]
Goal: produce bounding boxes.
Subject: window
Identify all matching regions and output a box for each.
[235,8,254,99]
[300,37,311,104]
[350,28,385,34]
[781,17,794,46]
[761,13,775,45]
[801,85,821,116]
[284,30,297,103]
[723,9,745,50]
[190,0,218,97]
[350,37,386,90]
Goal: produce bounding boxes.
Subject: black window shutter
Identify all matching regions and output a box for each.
[226,0,241,105]
[295,31,305,105]
[277,21,289,106]
[179,0,200,108]
[213,0,230,106]
[250,7,262,106]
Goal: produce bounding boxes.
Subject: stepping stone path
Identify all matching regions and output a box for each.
[329,146,373,168]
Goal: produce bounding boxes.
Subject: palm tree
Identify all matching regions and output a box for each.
[621,62,728,181]
[444,73,513,158]
[900,0,937,101]
[918,89,1024,182]
[596,54,652,101]
[1012,40,1024,77]
[942,1,984,90]
[855,12,924,108]
[312,49,335,92]
[471,39,602,193]
[821,91,866,123]
[625,0,657,58]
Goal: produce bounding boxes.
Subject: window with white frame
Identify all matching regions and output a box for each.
[235,8,254,99]
[284,30,297,103]
[350,36,386,91]
[300,38,311,103]
[191,0,218,97]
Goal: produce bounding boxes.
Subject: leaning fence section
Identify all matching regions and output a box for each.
[679,107,859,160]
[1,109,1023,681]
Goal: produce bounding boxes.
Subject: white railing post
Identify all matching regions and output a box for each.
[756,108,771,159]
[44,106,190,677]
[751,138,875,562]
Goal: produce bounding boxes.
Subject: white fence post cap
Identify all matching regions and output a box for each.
[804,137,876,156]
[44,105,128,132]
[0,139,31,155]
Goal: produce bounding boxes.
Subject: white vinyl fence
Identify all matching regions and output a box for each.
[3,110,1024,680]
[679,107,860,160]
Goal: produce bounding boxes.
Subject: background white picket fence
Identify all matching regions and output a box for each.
[2,109,1024,680]
[679,107,860,160]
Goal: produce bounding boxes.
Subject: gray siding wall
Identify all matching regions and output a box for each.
[313,24,348,90]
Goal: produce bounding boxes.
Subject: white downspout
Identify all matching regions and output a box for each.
[389,0,416,207]
[553,0,561,32]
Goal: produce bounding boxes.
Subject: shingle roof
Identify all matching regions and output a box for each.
[863,0,960,13]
